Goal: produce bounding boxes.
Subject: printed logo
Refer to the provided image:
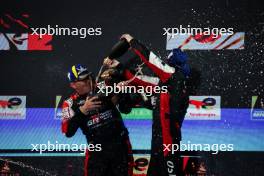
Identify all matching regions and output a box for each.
[186,96,221,120]
[0,33,52,50]
[251,96,264,120]
[166,32,245,50]
[0,13,52,50]
[54,95,63,120]
[133,155,150,176]
[0,96,26,119]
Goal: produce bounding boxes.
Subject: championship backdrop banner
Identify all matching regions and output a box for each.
[0,0,264,175]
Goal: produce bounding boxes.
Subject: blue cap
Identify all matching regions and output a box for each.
[67,64,91,82]
[167,49,190,77]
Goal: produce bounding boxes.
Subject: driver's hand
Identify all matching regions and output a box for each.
[120,34,134,43]
[103,57,120,68]
[79,96,102,114]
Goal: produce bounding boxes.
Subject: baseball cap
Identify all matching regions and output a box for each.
[67,64,92,82]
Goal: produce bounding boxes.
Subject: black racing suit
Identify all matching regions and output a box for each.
[111,39,189,176]
[61,93,133,176]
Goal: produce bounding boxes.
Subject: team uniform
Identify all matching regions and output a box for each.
[62,65,133,176]
[111,39,190,175]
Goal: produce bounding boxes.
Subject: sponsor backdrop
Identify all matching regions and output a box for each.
[1,0,264,157]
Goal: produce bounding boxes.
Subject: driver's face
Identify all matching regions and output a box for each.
[70,78,92,95]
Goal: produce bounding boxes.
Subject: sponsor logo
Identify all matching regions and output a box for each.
[186,96,221,120]
[166,32,245,50]
[133,155,150,176]
[0,96,26,119]
[251,96,264,120]
[189,97,216,110]
[0,33,52,50]
[0,14,52,50]
[54,95,63,120]
[0,97,22,109]
[87,110,112,128]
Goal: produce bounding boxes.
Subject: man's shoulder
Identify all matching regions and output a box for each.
[63,92,79,107]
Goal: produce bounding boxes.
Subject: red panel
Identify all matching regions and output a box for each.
[28,34,52,50]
